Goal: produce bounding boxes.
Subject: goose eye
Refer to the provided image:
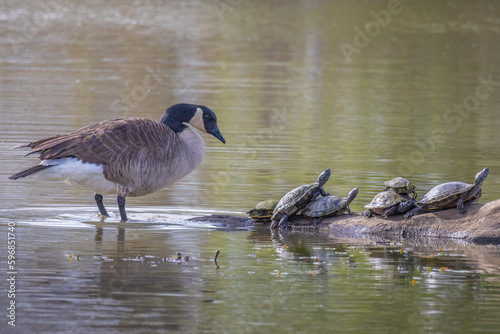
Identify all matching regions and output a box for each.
[204,114,211,120]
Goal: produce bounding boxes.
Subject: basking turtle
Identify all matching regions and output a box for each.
[362,190,416,218]
[270,169,331,229]
[300,187,359,224]
[247,199,278,222]
[404,168,489,219]
[384,177,417,199]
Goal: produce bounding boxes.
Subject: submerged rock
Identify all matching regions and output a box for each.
[188,214,254,229]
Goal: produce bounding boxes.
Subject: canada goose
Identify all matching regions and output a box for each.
[9,103,226,221]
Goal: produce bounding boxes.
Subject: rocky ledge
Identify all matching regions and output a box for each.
[191,199,500,243]
[289,199,500,243]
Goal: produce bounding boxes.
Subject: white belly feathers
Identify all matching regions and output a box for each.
[39,157,117,195]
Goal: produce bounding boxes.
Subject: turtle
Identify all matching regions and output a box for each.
[300,187,359,224]
[362,190,416,218]
[247,199,279,222]
[404,167,489,219]
[270,168,331,229]
[384,177,417,199]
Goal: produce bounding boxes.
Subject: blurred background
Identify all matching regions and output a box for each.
[2,2,500,333]
[1,0,500,214]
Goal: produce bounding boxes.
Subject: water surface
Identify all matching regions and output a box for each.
[1,1,500,333]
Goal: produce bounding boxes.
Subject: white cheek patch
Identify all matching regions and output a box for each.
[189,107,206,133]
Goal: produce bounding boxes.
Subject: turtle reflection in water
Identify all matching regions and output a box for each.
[300,187,359,224]
[247,199,278,222]
[405,168,489,219]
[271,169,331,229]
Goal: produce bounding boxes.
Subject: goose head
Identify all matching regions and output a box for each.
[160,103,226,143]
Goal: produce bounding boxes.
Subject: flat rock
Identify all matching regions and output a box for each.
[189,200,500,243]
[291,199,500,243]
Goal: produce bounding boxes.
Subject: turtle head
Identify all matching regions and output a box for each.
[410,190,418,200]
[475,167,489,185]
[316,168,331,186]
[347,187,359,201]
[407,182,417,192]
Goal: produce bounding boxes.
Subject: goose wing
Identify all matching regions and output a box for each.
[14,118,180,165]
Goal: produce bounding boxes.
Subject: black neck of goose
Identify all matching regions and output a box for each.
[161,114,187,133]
[160,104,198,133]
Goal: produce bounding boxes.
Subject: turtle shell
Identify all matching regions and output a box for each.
[300,195,344,218]
[247,200,278,220]
[365,190,412,215]
[418,181,474,210]
[272,183,319,220]
[384,177,417,197]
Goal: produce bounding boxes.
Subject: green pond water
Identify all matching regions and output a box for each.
[1,0,500,333]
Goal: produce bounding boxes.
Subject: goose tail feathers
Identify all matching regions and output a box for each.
[9,165,53,180]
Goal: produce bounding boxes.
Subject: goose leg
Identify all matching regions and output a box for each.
[117,196,128,222]
[94,193,109,217]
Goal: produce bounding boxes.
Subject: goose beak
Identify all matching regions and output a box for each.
[209,125,226,144]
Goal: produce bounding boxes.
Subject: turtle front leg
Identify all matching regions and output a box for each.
[278,214,291,229]
[312,217,322,225]
[346,206,353,215]
[270,219,279,229]
[457,197,466,214]
[383,205,398,218]
[319,187,330,197]
[362,209,374,218]
[404,206,422,219]
[467,190,481,205]
[397,200,416,214]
